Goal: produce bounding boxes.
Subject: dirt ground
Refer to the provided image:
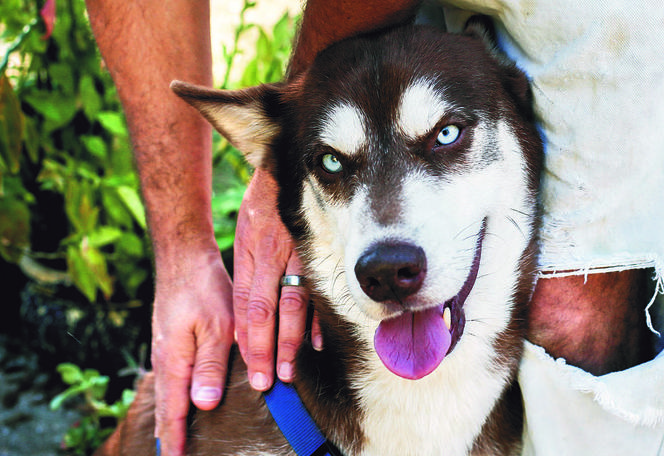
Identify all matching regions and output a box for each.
[0,334,81,456]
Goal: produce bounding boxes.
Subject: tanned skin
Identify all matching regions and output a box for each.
[85,0,650,454]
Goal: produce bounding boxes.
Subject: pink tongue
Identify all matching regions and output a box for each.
[374,307,451,380]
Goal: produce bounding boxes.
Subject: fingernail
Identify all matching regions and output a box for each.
[156,437,161,456]
[278,362,293,381]
[193,386,222,403]
[313,334,324,351]
[251,372,269,390]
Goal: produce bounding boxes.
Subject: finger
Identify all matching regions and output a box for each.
[311,309,324,351]
[232,228,254,360]
[153,338,192,456]
[245,240,284,390]
[276,252,309,382]
[245,227,297,390]
[190,311,234,411]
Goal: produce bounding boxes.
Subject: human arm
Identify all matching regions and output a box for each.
[289,0,422,77]
[84,1,229,455]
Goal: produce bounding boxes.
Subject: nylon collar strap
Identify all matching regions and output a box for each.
[263,379,343,456]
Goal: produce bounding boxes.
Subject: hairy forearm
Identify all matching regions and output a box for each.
[289,0,422,77]
[86,0,216,274]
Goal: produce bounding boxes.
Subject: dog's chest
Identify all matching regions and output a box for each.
[348,352,511,456]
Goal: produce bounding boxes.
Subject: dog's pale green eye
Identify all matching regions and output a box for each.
[436,125,460,145]
[321,153,343,173]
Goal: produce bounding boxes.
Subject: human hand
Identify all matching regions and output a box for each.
[233,169,322,391]
[151,249,234,456]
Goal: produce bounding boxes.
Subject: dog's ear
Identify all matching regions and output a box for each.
[463,16,534,119]
[170,80,284,170]
[463,15,499,48]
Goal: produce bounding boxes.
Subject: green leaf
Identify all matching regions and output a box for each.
[121,388,136,407]
[81,135,107,160]
[79,74,102,121]
[87,374,109,400]
[67,245,97,302]
[97,111,128,137]
[0,74,24,174]
[240,59,258,87]
[57,362,84,385]
[67,240,114,302]
[255,28,272,62]
[22,116,39,163]
[23,91,77,130]
[64,179,99,234]
[116,185,146,229]
[215,233,235,252]
[49,384,89,410]
[114,260,148,298]
[100,185,134,228]
[212,185,245,215]
[116,231,144,257]
[49,62,75,95]
[37,158,67,193]
[80,242,113,299]
[87,226,122,248]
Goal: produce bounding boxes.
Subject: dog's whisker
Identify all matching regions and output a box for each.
[504,213,526,239]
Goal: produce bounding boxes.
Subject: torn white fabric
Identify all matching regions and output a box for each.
[519,342,664,455]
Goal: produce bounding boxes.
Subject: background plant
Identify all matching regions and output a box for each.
[1,0,297,454]
[1,0,149,306]
[49,362,137,455]
[211,1,296,251]
[0,0,297,304]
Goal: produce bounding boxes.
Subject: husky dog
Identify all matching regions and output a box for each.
[96,19,542,456]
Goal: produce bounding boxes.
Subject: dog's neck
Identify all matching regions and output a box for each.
[293,307,366,454]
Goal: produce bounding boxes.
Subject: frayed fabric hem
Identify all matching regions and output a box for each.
[522,341,664,428]
[538,254,663,337]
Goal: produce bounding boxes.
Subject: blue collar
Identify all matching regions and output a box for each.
[263,379,343,456]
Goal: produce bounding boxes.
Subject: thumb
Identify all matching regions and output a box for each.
[190,318,234,411]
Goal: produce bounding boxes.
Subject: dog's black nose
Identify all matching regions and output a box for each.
[354,242,426,302]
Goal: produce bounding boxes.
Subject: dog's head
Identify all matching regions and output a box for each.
[174,21,542,381]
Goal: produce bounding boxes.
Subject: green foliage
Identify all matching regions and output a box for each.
[211,2,298,251]
[50,362,136,455]
[0,0,298,297]
[1,0,149,303]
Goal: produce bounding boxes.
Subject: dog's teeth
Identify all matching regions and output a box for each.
[443,307,452,330]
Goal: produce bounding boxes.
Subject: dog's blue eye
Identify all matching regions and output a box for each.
[436,125,460,146]
[321,153,343,173]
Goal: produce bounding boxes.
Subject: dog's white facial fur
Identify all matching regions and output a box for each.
[320,103,368,156]
[398,78,454,139]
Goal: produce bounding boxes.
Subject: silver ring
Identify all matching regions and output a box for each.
[280,275,305,287]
